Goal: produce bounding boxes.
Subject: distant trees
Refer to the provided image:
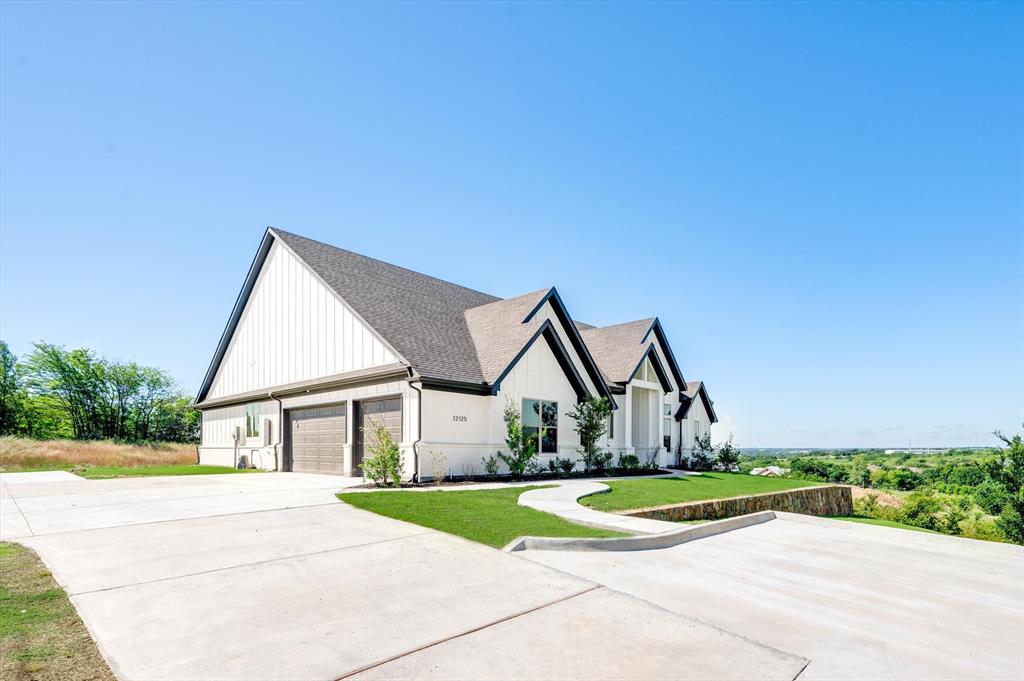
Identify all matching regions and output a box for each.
[0,340,198,443]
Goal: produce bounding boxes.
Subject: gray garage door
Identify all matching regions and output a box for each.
[288,405,347,474]
[354,397,402,474]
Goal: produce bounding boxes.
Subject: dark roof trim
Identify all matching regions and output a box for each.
[674,383,718,423]
[522,287,616,406]
[627,344,673,394]
[491,320,589,404]
[420,377,491,396]
[194,229,276,405]
[641,318,686,391]
[194,363,410,410]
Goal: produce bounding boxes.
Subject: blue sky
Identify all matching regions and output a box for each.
[1,1,1021,448]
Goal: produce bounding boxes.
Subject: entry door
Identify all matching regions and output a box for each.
[288,405,347,474]
[354,397,402,474]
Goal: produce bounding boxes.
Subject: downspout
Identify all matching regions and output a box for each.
[268,390,283,471]
[407,368,422,483]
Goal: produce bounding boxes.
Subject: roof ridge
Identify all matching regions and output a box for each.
[270,226,501,303]
[581,317,656,332]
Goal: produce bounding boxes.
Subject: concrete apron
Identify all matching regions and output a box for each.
[504,510,776,552]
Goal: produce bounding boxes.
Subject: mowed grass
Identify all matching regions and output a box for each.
[75,464,255,479]
[581,473,824,512]
[338,486,628,548]
[830,516,943,534]
[0,542,114,680]
[0,436,195,472]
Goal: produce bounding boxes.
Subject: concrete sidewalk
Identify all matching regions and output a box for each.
[517,481,682,534]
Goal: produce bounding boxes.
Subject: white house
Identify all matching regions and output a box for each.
[194,228,717,478]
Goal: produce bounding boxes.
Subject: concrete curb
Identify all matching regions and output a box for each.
[503,510,776,552]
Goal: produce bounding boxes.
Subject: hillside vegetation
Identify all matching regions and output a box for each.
[740,435,1024,544]
[0,437,195,473]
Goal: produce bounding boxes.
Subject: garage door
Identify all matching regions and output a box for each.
[354,397,402,473]
[288,405,347,474]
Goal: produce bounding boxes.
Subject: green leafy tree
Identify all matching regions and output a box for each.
[566,396,612,473]
[716,438,740,470]
[0,341,24,435]
[987,431,1024,545]
[690,432,714,471]
[496,401,537,480]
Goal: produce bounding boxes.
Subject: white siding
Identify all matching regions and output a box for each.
[199,379,419,477]
[207,241,398,400]
[419,335,584,478]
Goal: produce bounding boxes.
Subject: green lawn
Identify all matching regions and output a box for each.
[829,516,942,534]
[74,464,258,479]
[580,473,823,512]
[0,542,114,679]
[338,486,628,548]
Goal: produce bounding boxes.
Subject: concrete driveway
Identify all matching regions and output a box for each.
[1,472,807,680]
[521,512,1024,681]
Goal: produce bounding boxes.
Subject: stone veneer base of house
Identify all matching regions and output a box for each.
[621,484,854,522]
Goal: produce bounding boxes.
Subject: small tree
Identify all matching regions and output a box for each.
[495,401,536,480]
[690,432,714,471]
[428,450,447,484]
[716,437,740,470]
[566,396,612,473]
[360,419,403,487]
[988,431,1024,545]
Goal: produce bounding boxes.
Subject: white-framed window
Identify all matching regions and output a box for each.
[245,404,260,438]
[522,398,558,454]
[693,419,701,441]
[663,402,672,449]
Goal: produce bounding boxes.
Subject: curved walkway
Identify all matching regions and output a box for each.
[517,481,680,535]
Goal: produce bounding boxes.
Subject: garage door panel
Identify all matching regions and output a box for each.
[288,404,347,474]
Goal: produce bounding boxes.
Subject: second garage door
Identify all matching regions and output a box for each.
[288,404,347,474]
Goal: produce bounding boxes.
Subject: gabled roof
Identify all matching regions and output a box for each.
[579,318,685,391]
[273,228,499,386]
[578,318,655,384]
[196,229,615,405]
[676,380,718,423]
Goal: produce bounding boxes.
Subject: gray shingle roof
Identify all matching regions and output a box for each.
[272,228,501,384]
[578,318,656,384]
[464,289,550,383]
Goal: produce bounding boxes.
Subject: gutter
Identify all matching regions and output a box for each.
[407,368,423,483]
[268,390,283,471]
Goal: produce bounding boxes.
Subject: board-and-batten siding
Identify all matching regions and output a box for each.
[206,240,398,400]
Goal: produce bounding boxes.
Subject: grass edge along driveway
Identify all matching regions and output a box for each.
[0,542,114,680]
[581,472,823,513]
[74,464,259,479]
[338,486,628,548]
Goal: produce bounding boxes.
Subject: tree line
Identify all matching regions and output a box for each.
[0,340,199,443]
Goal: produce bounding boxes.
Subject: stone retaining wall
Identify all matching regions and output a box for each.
[622,484,853,522]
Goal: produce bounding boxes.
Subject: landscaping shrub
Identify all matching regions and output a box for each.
[642,449,659,470]
[495,401,537,480]
[548,456,577,477]
[567,396,612,473]
[428,450,447,483]
[360,420,403,487]
[481,454,500,480]
[618,453,640,470]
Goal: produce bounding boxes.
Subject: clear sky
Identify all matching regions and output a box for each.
[1,1,1021,449]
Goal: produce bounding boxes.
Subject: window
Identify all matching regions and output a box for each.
[522,398,558,454]
[608,412,614,439]
[663,402,672,449]
[693,419,701,440]
[245,404,260,438]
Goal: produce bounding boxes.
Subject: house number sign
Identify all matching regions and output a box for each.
[452,415,468,422]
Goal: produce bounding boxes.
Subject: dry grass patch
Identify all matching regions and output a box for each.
[0,437,195,473]
[0,542,114,681]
